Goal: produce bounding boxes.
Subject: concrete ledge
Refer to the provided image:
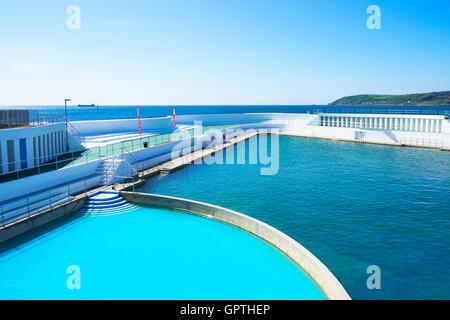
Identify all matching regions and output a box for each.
[120,191,351,300]
[0,197,86,243]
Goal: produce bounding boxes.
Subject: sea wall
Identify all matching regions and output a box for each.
[70,113,312,137]
[121,191,351,301]
[70,116,172,136]
[282,125,450,149]
[176,113,311,126]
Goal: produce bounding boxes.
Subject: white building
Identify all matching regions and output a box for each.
[0,122,67,175]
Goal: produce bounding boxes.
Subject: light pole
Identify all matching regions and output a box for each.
[64,98,71,152]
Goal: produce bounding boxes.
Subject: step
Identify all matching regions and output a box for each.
[88,194,121,202]
[88,191,119,199]
[82,203,138,215]
[85,197,124,205]
[83,199,128,209]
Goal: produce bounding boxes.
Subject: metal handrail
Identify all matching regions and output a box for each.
[67,122,84,145]
[0,176,92,228]
[0,148,88,180]
[112,175,136,192]
[0,115,65,128]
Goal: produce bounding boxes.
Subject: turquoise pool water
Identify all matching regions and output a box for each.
[0,203,324,299]
[139,136,450,299]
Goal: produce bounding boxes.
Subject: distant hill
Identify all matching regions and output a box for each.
[330,91,450,106]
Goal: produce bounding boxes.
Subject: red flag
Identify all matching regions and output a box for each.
[173,107,176,129]
[137,106,142,135]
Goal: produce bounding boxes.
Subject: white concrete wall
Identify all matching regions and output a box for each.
[282,124,450,149]
[68,132,84,151]
[442,118,450,134]
[70,113,311,137]
[176,113,311,126]
[70,116,172,136]
[0,159,101,202]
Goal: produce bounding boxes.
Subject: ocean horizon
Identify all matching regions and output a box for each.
[1,105,447,122]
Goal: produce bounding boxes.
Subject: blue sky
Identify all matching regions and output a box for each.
[0,0,449,106]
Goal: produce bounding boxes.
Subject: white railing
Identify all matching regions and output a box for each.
[0,176,98,228]
[112,175,136,193]
[313,117,444,134]
[67,122,85,145]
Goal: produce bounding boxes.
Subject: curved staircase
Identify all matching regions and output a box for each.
[82,191,138,216]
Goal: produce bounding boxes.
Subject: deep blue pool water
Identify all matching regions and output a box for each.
[139,136,450,299]
[0,204,324,299]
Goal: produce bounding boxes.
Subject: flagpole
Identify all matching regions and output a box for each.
[173,107,176,129]
[137,106,142,135]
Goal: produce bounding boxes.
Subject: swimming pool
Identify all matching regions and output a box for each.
[0,201,325,299]
[139,135,450,299]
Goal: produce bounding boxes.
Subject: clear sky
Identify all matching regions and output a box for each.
[0,0,449,106]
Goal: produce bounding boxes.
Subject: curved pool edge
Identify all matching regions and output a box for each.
[120,191,351,300]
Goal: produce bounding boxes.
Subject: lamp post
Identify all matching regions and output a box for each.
[64,98,71,152]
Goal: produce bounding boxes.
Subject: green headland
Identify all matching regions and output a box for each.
[330,91,450,106]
